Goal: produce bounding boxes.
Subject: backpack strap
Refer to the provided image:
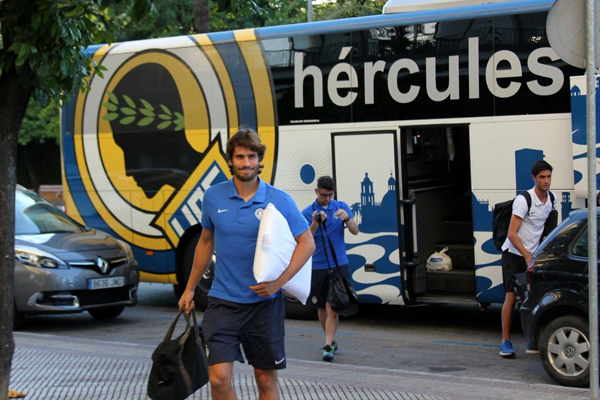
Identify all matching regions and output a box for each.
[519,191,532,215]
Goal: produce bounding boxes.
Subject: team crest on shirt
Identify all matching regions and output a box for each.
[255,208,264,220]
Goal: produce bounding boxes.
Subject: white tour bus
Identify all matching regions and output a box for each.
[61,0,591,317]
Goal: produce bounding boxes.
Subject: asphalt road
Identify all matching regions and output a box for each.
[16,282,555,386]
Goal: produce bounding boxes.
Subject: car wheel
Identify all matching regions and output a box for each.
[182,232,214,311]
[540,315,590,387]
[88,306,125,320]
[283,292,317,320]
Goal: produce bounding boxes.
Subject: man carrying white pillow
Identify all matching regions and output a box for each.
[302,176,359,361]
[179,128,315,400]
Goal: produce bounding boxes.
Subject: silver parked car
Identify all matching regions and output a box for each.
[14,186,139,328]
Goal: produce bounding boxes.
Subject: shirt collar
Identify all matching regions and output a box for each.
[227,177,267,203]
[313,199,331,210]
[530,188,546,205]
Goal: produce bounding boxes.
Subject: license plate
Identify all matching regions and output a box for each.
[88,276,125,290]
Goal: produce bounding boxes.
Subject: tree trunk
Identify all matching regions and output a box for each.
[0,67,32,399]
[193,0,210,33]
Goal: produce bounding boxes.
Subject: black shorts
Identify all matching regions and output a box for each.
[309,265,350,308]
[202,293,286,370]
[501,251,527,293]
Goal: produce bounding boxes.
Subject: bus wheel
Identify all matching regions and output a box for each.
[173,284,183,299]
[283,292,317,320]
[182,232,214,311]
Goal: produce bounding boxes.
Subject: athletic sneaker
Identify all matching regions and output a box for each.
[526,343,540,354]
[499,340,516,358]
[322,345,334,361]
[331,341,339,354]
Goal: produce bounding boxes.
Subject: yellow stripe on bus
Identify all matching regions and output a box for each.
[191,34,239,139]
[234,30,276,184]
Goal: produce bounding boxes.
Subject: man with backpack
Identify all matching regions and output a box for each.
[499,160,556,358]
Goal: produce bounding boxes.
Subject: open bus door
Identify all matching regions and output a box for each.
[332,130,405,306]
[400,125,477,304]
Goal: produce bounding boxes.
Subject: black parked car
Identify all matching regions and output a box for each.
[520,209,597,388]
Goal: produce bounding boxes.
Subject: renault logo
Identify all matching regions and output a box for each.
[96,257,110,274]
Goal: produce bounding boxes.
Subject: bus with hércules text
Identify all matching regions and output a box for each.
[60,0,592,318]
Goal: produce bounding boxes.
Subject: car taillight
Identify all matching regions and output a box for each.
[526,259,535,290]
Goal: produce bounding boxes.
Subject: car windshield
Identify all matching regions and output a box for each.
[15,190,85,235]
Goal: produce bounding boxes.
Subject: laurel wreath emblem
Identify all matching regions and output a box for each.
[102,91,184,131]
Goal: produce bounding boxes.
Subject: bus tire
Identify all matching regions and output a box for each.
[173,284,183,299]
[283,292,317,320]
[182,232,214,311]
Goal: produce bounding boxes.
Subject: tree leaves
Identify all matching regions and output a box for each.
[0,0,157,106]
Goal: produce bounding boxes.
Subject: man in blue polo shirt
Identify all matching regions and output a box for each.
[302,176,359,361]
[179,128,314,400]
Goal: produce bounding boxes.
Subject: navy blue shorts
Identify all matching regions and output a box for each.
[309,265,349,308]
[501,251,527,293]
[202,293,286,370]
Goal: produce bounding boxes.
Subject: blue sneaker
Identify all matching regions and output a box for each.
[321,345,334,361]
[499,340,516,358]
[331,341,339,354]
[526,343,540,354]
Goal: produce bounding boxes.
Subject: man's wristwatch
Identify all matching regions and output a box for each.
[343,217,350,223]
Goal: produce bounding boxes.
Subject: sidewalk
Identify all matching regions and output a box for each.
[11,332,590,400]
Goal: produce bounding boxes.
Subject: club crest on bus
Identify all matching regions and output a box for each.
[71,35,277,250]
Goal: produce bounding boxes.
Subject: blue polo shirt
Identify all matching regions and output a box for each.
[201,178,309,303]
[302,199,353,270]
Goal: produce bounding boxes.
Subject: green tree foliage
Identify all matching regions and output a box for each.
[211,0,308,31]
[0,0,155,105]
[0,1,155,397]
[114,0,196,41]
[18,98,59,146]
[117,0,314,42]
[314,0,387,20]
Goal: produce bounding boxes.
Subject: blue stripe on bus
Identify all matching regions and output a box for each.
[83,44,104,57]
[253,0,554,40]
[208,32,257,129]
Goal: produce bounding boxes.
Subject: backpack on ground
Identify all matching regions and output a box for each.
[492,191,555,251]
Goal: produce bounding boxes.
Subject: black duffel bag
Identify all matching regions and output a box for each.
[147,309,209,400]
[327,270,360,317]
[318,221,360,317]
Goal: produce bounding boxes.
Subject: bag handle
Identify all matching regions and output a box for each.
[163,308,201,343]
[174,309,201,395]
[163,308,185,342]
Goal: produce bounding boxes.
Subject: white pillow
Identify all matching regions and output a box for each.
[253,203,312,304]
